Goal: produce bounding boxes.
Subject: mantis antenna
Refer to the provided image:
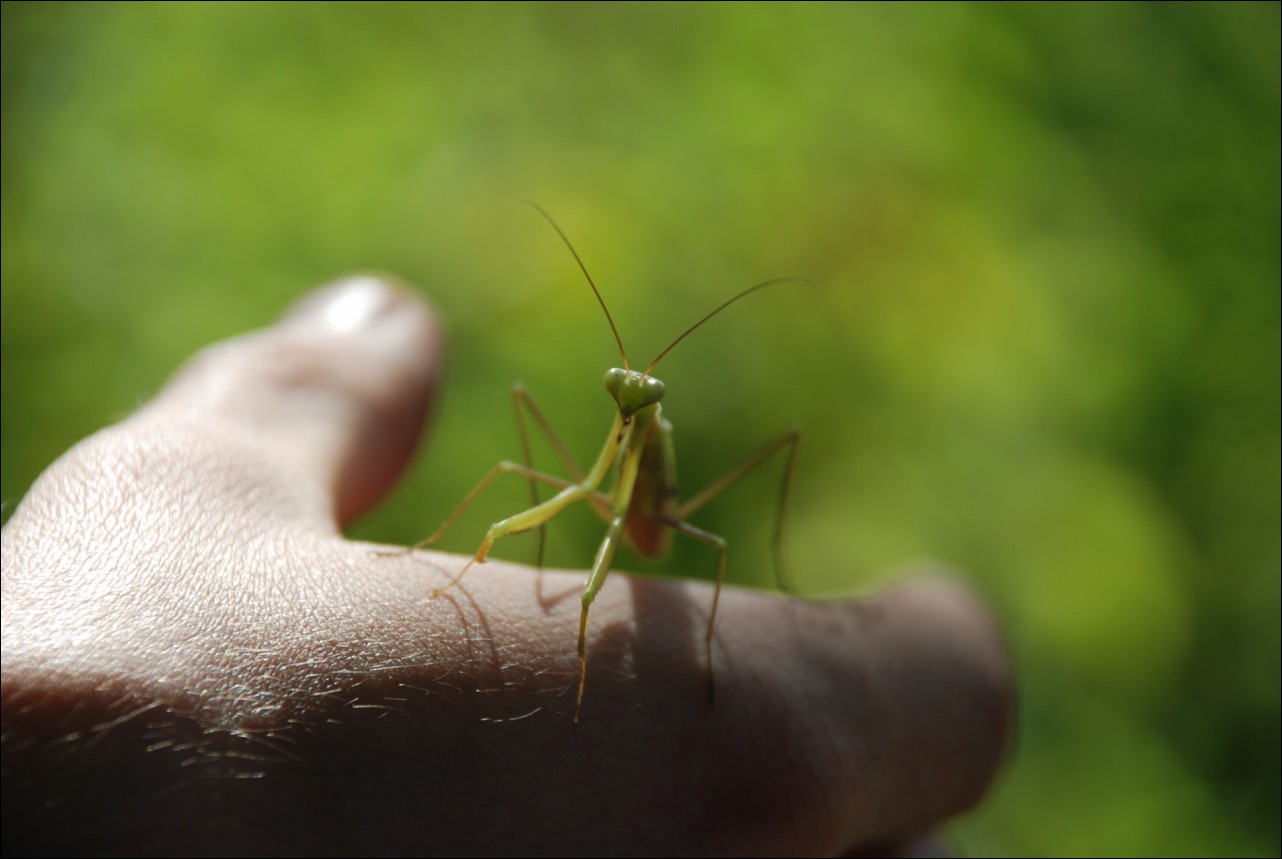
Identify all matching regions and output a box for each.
[524,199,630,371]
[525,199,808,376]
[645,277,811,375]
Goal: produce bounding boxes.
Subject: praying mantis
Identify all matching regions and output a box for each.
[406,203,802,722]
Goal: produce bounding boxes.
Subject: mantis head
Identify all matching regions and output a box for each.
[605,368,665,417]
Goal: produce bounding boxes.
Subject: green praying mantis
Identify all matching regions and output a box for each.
[403,203,802,722]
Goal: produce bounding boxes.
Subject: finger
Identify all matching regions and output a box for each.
[766,575,1012,851]
[316,559,1010,855]
[555,572,1013,853]
[147,275,444,524]
[626,573,1011,853]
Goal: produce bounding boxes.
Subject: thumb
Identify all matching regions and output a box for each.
[149,275,444,525]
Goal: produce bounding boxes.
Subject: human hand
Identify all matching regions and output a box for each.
[1,276,1011,856]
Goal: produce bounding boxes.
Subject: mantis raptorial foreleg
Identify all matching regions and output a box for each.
[395,385,616,564]
[575,511,629,722]
[427,412,632,594]
[398,462,580,551]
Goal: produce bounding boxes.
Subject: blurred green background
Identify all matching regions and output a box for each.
[2,2,1278,854]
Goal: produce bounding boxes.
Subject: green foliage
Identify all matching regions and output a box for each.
[3,3,1277,854]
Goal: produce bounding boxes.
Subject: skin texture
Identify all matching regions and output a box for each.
[1,276,1013,857]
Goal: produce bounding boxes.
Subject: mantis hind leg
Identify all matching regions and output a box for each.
[676,426,802,594]
[655,426,802,706]
[659,516,727,706]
